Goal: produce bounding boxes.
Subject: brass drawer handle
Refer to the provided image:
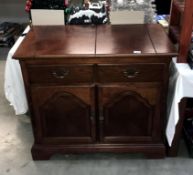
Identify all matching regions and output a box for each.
[52,69,69,79]
[123,68,140,78]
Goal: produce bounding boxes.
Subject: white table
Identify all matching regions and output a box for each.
[166,57,193,148]
[4,26,30,115]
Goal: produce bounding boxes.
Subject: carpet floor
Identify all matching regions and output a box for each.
[0,48,11,59]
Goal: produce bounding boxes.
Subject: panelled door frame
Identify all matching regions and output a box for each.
[30,85,96,144]
[97,84,163,144]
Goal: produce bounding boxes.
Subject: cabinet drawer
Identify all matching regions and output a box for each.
[28,65,94,84]
[97,64,164,83]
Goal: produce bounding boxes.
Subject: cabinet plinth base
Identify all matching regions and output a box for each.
[31,144,165,160]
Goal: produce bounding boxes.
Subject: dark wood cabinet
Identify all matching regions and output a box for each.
[168,0,193,63]
[14,24,177,160]
[167,0,193,157]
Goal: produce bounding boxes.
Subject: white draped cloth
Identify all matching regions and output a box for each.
[4,26,30,115]
[166,57,193,146]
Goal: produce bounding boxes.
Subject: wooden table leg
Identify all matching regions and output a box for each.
[167,98,187,157]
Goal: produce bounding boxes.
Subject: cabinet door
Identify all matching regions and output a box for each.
[31,86,96,144]
[98,84,163,143]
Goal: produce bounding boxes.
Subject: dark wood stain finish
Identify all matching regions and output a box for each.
[31,86,96,144]
[13,24,177,160]
[96,25,155,55]
[101,90,154,142]
[168,0,193,63]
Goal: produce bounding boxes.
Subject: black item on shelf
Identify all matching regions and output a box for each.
[0,22,23,47]
[32,0,64,9]
[187,47,193,69]
[0,22,15,34]
[155,0,171,14]
[183,117,193,157]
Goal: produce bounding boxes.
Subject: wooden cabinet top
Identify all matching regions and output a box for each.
[13,24,177,60]
[96,24,177,56]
